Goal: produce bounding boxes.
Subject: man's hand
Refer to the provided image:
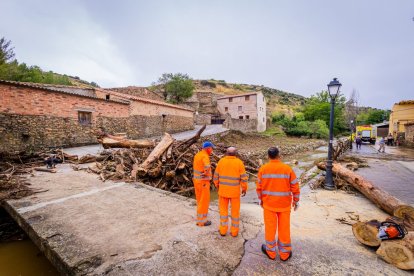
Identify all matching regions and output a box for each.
[292,201,299,211]
[241,190,246,197]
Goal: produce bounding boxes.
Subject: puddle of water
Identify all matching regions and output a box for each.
[0,240,59,275]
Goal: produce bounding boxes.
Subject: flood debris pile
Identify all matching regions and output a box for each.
[0,149,75,201]
[88,126,260,196]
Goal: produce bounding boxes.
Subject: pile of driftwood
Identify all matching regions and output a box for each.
[89,126,259,196]
[317,161,414,270]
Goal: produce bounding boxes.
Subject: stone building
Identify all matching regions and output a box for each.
[217,92,266,132]
[185,91,224,125]
[0,80,194,154]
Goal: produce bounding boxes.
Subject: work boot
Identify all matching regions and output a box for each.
[280,252,292,262]
[219,231,226,237]
[261,244,275,260]
[196,221,212,227]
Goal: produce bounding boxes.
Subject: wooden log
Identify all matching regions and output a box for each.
[352,220,382,247]
[394,205,414,231]
[376,232,414,270]
[317,162,406,215]
[100,137,155,149]
[139,133,174,170]
[34,168,57,173]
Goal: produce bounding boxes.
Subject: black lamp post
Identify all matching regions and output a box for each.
[324,78,342,190]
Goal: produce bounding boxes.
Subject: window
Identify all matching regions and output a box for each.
[225,107,228,112]
[229,97,233,102]
[263,117,265,122]
[246,115,250,119]
[105,94,110,100]
[239,116,244,119]
[245,95,250,101]
[238,106,242,112]
[78,111,92,125]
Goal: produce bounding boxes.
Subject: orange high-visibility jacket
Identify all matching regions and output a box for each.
[193,150,212,181]
[213,156,248,198]
[256,159,300,212]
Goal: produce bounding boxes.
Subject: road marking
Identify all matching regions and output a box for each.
[17,183,126,214]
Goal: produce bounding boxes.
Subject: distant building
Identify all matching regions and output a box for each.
[216,92,266,132]
[372,121,389,138]
[389,100,414,134]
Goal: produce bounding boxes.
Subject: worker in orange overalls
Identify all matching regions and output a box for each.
[193,141,214,226]
[256,147,300,261]
[213,147,248,237]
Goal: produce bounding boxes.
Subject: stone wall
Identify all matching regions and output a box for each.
[404,124,414,148]
[223,116,257,133]
[0,113,195,154]
[195,114,212,125]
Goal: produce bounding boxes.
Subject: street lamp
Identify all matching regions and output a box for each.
[325,78,342,190]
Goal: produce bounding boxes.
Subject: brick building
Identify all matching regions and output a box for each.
[0,80,194,154]
[217,92,266,132]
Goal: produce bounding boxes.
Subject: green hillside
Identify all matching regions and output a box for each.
[194,79,306,117]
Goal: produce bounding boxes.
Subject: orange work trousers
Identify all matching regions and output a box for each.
[219,196,240,236]
[194,180,210,225]
[263,208,292,260]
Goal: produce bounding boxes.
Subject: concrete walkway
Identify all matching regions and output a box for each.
[171,124,228,140]
[4,164,260,275]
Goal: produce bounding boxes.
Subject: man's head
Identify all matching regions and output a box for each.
[226,146,237,156]
[268,147,280,160]
[202,141,215,155]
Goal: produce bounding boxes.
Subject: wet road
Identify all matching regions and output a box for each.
[349,142,414,205]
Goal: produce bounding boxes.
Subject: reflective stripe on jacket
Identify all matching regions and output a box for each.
[213,156,248,198]
[193,150,212,181]
[256,159,300,212]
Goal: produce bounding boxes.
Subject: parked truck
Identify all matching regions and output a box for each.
[354,125,376,144]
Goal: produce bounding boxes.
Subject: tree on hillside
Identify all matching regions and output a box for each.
[0,37,15,64]
[303,90,347,134]
[356,109,390,125]
[155,73,195,104]
[345,89,360,132]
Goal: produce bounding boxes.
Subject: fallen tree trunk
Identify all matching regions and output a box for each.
[99,137,155,149]
[317,162,406,215]
[139,133,174,170]
[376,232,414,270]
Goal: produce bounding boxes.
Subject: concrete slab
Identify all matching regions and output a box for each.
[235,187,411,276]
[3,164,260,275]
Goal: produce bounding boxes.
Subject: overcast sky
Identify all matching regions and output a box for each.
[1,0,413,109]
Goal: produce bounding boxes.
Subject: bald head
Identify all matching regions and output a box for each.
[227,147,237,156]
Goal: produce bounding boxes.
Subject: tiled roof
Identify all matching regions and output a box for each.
[100,89,194,112]
[397,100,414,105]
[106,86,164,101]
[0,79,129,104]
[217,92,260,100]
